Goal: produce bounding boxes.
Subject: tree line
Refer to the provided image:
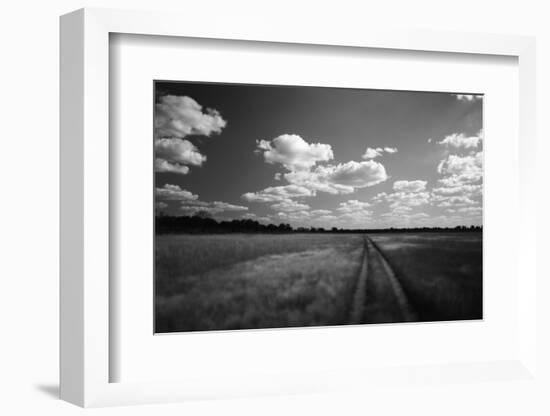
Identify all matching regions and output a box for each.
[155,214,482,235]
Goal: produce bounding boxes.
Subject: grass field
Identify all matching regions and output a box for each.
[155,232,482,332]
[155,234,364,332]
[369,232,482,322]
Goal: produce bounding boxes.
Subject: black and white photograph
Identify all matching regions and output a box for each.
[154,81,483,333]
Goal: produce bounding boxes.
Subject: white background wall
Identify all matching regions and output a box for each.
[0,0,548,414]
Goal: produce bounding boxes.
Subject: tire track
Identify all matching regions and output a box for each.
[366,236,418,322]
[348,237,369,325]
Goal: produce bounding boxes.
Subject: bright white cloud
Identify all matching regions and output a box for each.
[154,158,190,175]
[257,134,334,171]
[283,160,388,195]
[437,152,483,184]
[155,138,206,168]
[317,160,388,188]
[362,147,382,159]
[393,180,427,193]
[336,200,371,214]
[362,146,398,159]
[241,185,314,203]
[282,169,354,194]
[374,190,431,219]
[433,154,482,211]
[438,133,482,149]
[155,95,227,139]
[154,95,226,175]
[432,184,482,196]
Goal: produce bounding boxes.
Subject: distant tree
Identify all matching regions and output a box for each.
[194,210,213,219]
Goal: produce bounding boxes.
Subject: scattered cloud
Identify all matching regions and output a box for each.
[180,200,248,216]
[154,158,190,175]
[374,182,431,220]
[271,200,311,212]
[155,95,227,139]
[257,134,334,171]
[393,180,427,193]
[438,132,482,149]
[156,184,247,216]
[154,95,226,175]
[433,195,476,208]
[242,185,314,203]
[362,146,398,159]
[309,209,333,216]
[432,184,482,196]
[336,200,371,214]
[437,152,483,185]
[154,138,207,175]
[156,184,198,201]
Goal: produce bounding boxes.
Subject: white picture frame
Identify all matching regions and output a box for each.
[60,7,537,408]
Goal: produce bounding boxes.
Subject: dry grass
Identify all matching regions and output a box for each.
[155,234,363,332]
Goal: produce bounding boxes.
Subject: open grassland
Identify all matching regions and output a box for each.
[369,232,482,321]
[155,234,363,332]
[155,231,483,333]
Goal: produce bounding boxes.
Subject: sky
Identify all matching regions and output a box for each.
[154,81,483,229]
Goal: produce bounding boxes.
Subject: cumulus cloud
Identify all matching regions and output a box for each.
[434,195,476,208]
[276,210,312,222]
[434,149,483,211]
[154,95,226,175]
[154,158,190,175]
[247,135,388,226]
[363,147,382,159]
[393,180,427,193]
[282,160,388,195]
[242,185,314,203]
[454,94,482,102]
[154,138,207,175]
[336,200,371,214]
[310,209,333,216]
[437,152,483,185]
[438,132,482,149]
[374,188,430,219]
[156,184,199,201]
[387,192,431,208]
[432,184,482,196]
[156,184,247,216]
[362,146,398,159]
[155,95,227,139]
[317,160,388,188]
[257,134,334,171]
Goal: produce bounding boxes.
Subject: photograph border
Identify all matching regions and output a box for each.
[60,7,537,407]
